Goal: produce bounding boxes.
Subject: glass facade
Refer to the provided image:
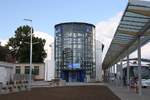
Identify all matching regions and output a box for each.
[54,22,96,82]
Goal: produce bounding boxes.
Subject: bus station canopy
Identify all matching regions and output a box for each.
[102,0,150,70]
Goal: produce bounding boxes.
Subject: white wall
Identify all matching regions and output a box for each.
[96,40,103,81]
[0,62,14,84]
[45,43,55,81]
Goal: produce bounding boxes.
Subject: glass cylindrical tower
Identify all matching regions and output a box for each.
[54,22,96,82]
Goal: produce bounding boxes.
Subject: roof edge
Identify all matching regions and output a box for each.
[55,22,95,28]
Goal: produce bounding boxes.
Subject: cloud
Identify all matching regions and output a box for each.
[141,43,150,58]
[140,0,150,1]
[130,42,150,59]
[96,12,123,60]
[0,39,8,46]
[34,31,54,60]
[96,11,150,61]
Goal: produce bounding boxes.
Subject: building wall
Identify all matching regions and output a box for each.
[96,40,103,81]
[54,22,96,81]
[0,62,14,84]
[45,43,55,81]
[14,63,45,81]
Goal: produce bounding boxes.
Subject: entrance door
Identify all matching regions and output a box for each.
[61,70,85,82]
[70,71,77,82]
[77,70,85,82]
[61,70,69,82]
[70,70,85,82]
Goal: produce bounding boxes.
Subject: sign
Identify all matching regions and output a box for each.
[68,63,80,69]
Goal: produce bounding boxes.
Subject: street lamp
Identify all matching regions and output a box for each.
[24,19,32,90]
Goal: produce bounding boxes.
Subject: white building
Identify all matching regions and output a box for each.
[0,62,15,84]
[96,40,103,81]
[45,43,55,81]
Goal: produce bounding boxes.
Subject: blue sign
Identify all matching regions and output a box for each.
[68,63,80,69]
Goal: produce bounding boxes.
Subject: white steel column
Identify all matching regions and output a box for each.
[106,69,109,82]
[111,66,113,74]
[110,67,112,83]
[24,19,33,91]
[120,59,123,87]
[109,67,111,82]
[107,68,109,82]
[127,54,130,90]
[137,36,142,95]
[116,63,119,86]
[113,64,116,75]
[113,65,116,86]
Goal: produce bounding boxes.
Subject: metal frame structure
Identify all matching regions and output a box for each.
[102,0,150,95]
[103,0,150,69]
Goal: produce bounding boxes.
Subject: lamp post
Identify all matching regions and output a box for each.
[24,19,32,90]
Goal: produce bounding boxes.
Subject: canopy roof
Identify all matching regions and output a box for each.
[102,0,150,69]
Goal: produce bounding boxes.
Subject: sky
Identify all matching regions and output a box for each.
[0,0,127,38]
[0,0,150,61]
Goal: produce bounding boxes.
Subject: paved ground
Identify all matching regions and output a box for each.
[107,83,150,100]
[65,82,105,86]
[1,81,150,100]
[0,85,120,100]
[32,81,50,88]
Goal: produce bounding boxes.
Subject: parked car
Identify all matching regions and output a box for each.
[142,79,150,88]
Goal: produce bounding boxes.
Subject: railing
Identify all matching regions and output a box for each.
[0,74,30,94]
[13,74,30,81]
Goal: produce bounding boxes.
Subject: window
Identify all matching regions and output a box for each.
[55,27,61,33]
[16,66,21,74]
[34,66,39,75]
[25,66,30,74]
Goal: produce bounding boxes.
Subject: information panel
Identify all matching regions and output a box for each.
[68,63,80,69]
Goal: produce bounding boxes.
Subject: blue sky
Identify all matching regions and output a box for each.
[0,0,150,61]
[0,0,127,39]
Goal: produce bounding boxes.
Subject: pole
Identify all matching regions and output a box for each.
[114,64,116,86]
[29,23,32,90]
[137,36,142,95]
[109,67,111,83]
[120,59,123,87]
[24,19,32,90]
[127,53,130,90]
[113,65,115,75]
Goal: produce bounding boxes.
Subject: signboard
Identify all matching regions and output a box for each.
[68,63,80,69]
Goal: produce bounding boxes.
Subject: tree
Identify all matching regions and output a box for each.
[7,25,47,63]
[0,44,9,61]
[0,43,15,62]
